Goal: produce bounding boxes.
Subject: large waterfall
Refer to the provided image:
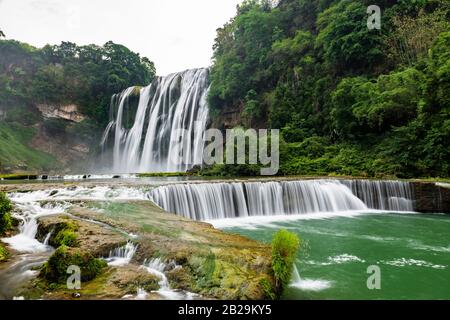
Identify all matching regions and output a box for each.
[101,68,209,173]
[149,180,415,221]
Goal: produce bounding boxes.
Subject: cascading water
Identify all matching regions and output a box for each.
[149,180,416,221]
[101,68,210,173]
[341,180,414,211]
[141,258,197,300]
[106,242,138,267]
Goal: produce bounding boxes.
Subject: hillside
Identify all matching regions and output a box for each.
[206,0,450,178]
[0,39,156,173]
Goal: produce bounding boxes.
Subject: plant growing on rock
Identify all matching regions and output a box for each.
[271,229,300,298]
[0,192,13,235]
[0,243,9,262]
[40,245,107,284]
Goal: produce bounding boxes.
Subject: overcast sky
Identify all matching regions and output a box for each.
[0,0,242,76]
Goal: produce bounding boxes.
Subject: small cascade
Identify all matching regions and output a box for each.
[141,258,196,300]
[342,180,414,211]
[43,230,53,246]
[106,242,137,267]
[101,68,210,173]
[149,179,416,221]
[289,264,332,292]
[1,202,67,253]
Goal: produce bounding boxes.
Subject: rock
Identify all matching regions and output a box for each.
[37,215,127,257]
[40,245,107,283]
[36,104,85,123]
[412,182,450,214]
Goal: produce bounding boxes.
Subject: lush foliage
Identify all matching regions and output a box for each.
[208,0,450,178]
[271,229,300,296]
[0,191,13,235]
[0,40,155,126]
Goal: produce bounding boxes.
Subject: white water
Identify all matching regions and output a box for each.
[149,180,415,221]
[141,258,197,300]
[1,201,67,253]
[2,186,146,254]
[289,265,332,292]
[106,242,138,267]
[342,180,414,211]
[101,68,210,173]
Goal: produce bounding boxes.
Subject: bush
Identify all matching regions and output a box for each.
[0,192,13,235]
[271,229,300,297]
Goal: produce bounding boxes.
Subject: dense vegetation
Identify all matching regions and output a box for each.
[0,38,156,172]
[0,39,155,125]
[208,0,450,178]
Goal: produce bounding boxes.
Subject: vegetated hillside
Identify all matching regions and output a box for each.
[207,0,449,179]
[0,39,156,173]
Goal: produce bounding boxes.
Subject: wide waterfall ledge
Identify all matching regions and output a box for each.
[148,179,416,225]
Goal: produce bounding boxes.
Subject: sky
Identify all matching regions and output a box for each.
[0,0,242,76]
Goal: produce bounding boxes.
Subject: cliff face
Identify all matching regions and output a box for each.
[36,104,86,123]
[413,182,450,214]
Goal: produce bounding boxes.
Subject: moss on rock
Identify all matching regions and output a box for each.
[40,245,107,284]
[0,243,9,262]
[51,220,79,247]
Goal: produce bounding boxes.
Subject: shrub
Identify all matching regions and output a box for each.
[0,192,13,235]
[271,229,300,297]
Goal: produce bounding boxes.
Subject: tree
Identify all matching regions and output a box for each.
[0,30,5,38]
[385,8,449,66]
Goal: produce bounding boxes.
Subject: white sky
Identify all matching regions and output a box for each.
[0,0,242,76]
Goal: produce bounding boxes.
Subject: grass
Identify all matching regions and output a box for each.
[0,122,59,173]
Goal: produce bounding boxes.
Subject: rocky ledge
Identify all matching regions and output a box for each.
[18,200,275,300]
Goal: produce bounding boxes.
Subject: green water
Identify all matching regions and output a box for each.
[225,213,450,300]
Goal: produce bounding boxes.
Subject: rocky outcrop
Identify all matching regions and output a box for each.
[412,182,450,214]
[14,198,275,300]
[36,104,85,123]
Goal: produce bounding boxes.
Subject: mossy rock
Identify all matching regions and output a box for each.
[52,220,79,247]
[0,243,9,262]
[40,245,107,284]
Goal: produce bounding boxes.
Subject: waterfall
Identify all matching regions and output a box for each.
[101,68,210,173]
[1,201,67,253]
[341,180,414,211]
[106,242,138,267]
[149,180,415,221]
